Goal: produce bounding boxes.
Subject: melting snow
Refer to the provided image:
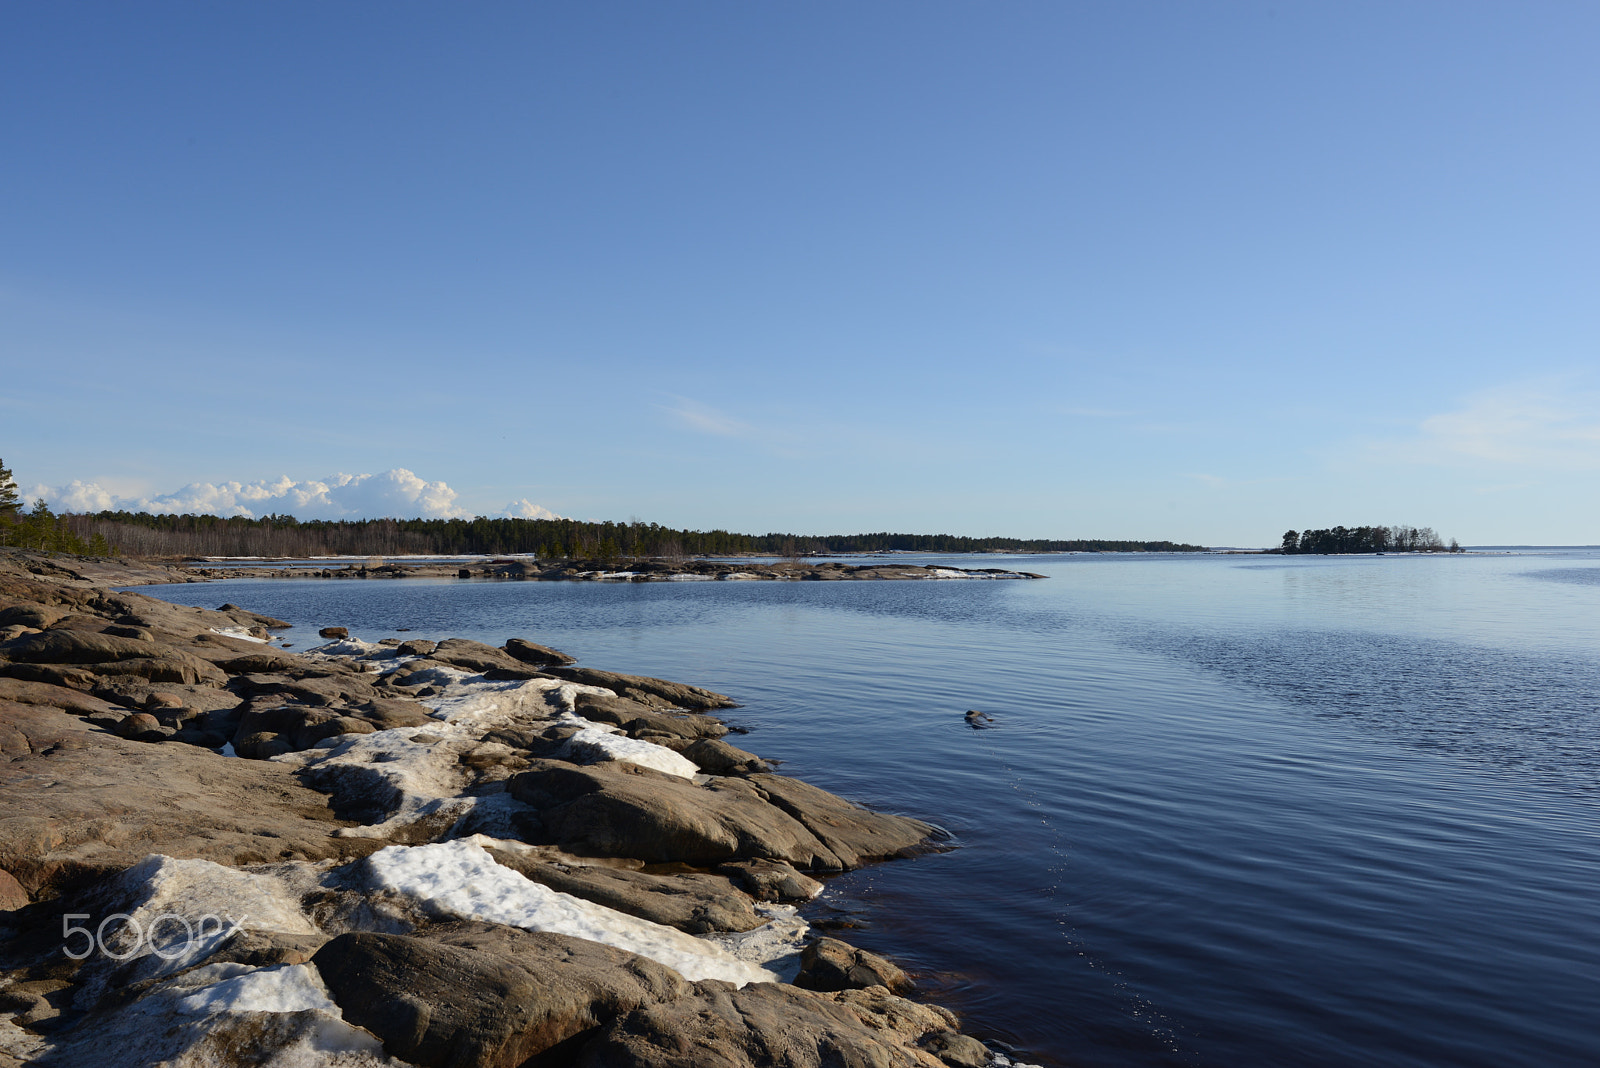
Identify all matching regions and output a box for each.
[177,964,339,1015]
[364,838,779,986]
[561,727,698,778]
[210,626,270,643]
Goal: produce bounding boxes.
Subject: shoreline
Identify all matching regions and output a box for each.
[0,547,1038,1067]
[182,558,1049,583]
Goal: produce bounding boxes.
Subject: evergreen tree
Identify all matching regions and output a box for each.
[0,458,19,542]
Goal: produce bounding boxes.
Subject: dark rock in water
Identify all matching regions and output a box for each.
[716,858,823,903]
[318,626,349,639]
[313,921,689,1068]
[485,847,765,934]
[548,665,738,710]
[575,981,962,1068]
[796,936,914,994]
[503,637,577,667]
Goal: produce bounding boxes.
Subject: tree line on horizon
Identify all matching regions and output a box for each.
[1276,525,1461,554]
[0,459,113,556]
[46,507,1207,559]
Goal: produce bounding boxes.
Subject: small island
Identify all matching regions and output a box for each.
[1273,525,1462,554]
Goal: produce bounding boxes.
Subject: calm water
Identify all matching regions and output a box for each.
[137,552,1600,1067]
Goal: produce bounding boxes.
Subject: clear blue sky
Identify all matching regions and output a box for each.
[5,2,1598,545]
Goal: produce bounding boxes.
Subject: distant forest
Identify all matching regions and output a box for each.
[1276,525,1461,554]
[55,510,1207,559]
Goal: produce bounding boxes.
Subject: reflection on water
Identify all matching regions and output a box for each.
[138,551,1600,1068]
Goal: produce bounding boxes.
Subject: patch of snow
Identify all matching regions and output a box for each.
[309,638,386,657]
[365,838,778,986]
[177,964,339,1015]
[702,903,810,983]
[560,727,699,778]
[210,626,270,643]
[73,855,318,1006]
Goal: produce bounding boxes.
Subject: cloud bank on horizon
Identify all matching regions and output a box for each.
[27,469,562,523]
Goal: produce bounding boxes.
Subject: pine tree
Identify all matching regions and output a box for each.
[0,459,20,546]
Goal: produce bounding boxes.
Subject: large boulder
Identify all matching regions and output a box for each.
[81,651,228,686]
[547,666,737,710]
[313,921,689,1068]
[576,981,959,1068]
[796,936,914,995]
[0,628,159,664]
[503,638,577,667]
[573,693,728,741]
[746,773,940,870]
[484,848,764,934]
[429,638,531,674]
[0,677,125,717]
[508,761,936,871]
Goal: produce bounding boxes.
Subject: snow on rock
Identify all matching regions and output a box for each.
[364,838,779,986]
[702,903,811,983]
[308,638,390,657]
[42,861,401,1067]
[560,727,700,778]
[289,664,700,838]
[48,962,397,1068]
[210,626,270,643]
[177,963,340,1015]
[72,855,318,1006]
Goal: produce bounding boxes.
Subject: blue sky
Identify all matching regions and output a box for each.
[4,2,1598,546]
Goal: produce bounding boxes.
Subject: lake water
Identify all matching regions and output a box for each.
[136,551,1600,1067]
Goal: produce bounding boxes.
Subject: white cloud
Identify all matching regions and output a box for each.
[658,396,756,437]
[28,469,563,521]
[1397,380,1600,471]
[501,498,561,520]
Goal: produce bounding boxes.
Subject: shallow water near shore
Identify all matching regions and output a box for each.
[136,551,1600,1067]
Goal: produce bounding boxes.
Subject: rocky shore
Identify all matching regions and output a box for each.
[0,548,1030,1068]
[183,558,1048,583]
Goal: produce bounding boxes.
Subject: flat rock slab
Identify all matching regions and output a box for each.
[485,848,765,934]
[0,700,377,899]
[509,761,937,871]
[314,920,690,1068]
[550,669,737,711]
